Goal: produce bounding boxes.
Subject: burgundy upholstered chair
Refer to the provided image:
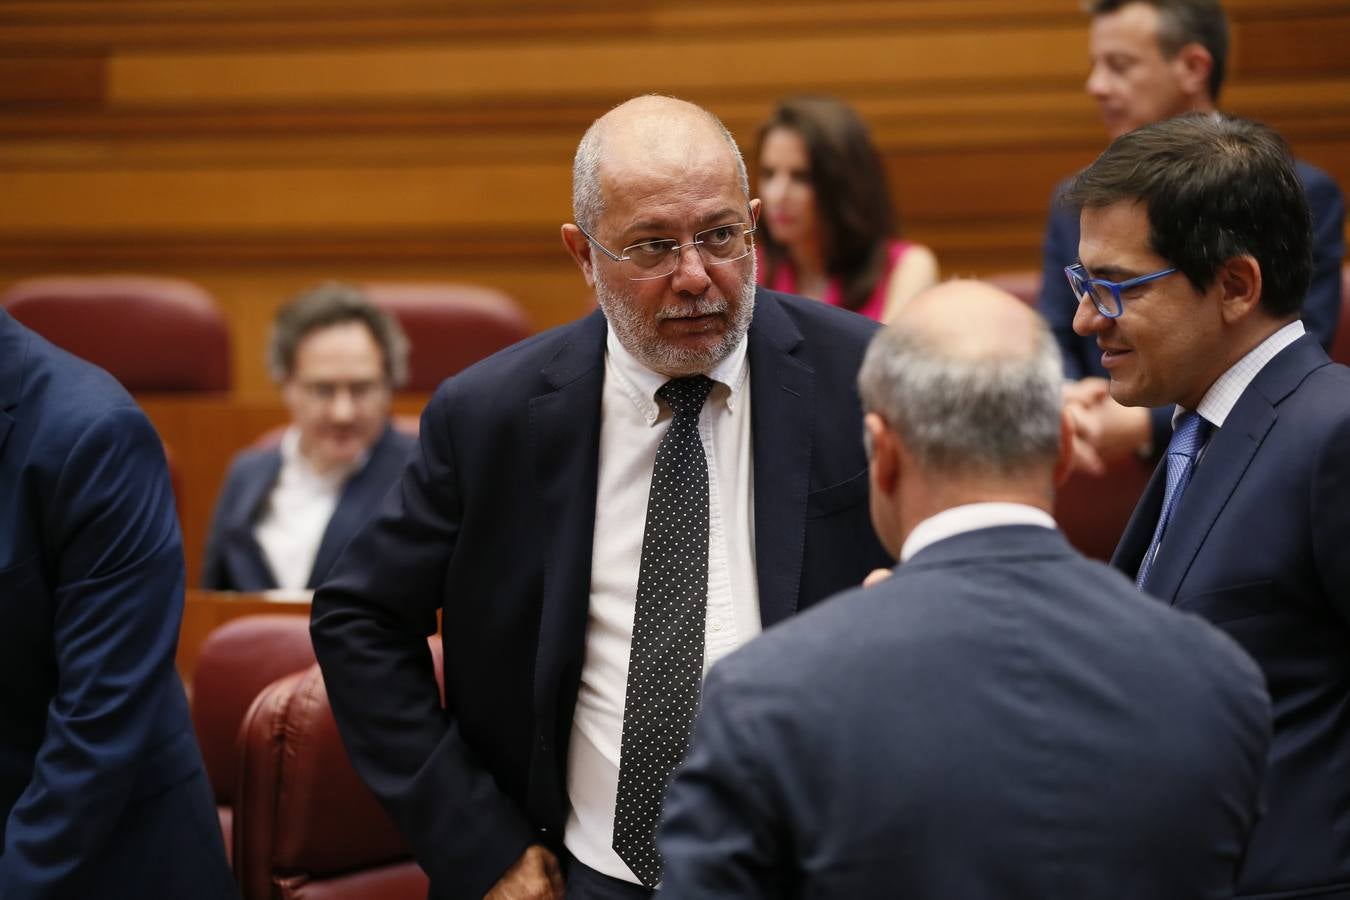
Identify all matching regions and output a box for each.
[1331,264,1350,366]
[363,282,531,392]
[191,615,317,865]
[2,275,231,391]
[233,638,443,900]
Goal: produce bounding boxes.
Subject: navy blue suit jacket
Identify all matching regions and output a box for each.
[1115,335,1350,898]
[1038,160,1345,453]
[0,311,234,898]
[659,525,1270,900]
[310,290,891,899]
[201,424,417,591]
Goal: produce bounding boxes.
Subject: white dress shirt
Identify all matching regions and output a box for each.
[1184,319,1306,431]
[901,502,1057,564]
[564,326,759,882]
[253,427,359,591]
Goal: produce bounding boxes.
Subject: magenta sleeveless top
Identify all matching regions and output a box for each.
[756,240,912,322]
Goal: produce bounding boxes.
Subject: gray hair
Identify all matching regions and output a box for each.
[857,316,1064,475]
[571,96,751,232]
[267,281,410,388]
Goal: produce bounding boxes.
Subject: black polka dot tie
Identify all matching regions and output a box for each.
[612,375,713,888]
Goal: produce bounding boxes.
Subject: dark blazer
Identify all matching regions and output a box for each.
[1038,160,1345,452]
[1114,335,1350,899]
[0,311,235,899]
[201,424,417,591]
[660,525,1271,900]
[310,290,891,900]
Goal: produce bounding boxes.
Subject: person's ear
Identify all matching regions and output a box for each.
[865,412,901,497]
[1173,42,1214,100]
[1215,255,1263,326]
[749,197,762,225]
[561,224,596,288]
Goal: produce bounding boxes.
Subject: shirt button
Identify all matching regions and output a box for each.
[711,621,723,632]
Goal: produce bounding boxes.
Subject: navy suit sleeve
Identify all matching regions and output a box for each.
[1038,190,1090,380]
[310,390,534,899]
[1300,167,1345,350]
[658,664,788,900]
[0,406,188,898]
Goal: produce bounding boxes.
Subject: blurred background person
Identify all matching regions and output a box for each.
[1039,0,1344,473]
[201,282,416,592]
[755,95,939,323]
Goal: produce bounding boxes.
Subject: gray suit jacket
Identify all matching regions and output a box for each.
[660,525,1271,900]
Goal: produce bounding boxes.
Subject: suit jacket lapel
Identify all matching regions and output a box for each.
[746,292,814,627]
[1135,335,1327,600]
[528,312,606,755]
[309,426,401,588]
[1111,462,1167,580]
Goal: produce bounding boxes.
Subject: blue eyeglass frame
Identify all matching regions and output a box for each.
[1064,262,1178,318]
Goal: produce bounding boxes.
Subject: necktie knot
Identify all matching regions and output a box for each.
[658,375,714,419]
[1169,411,1211,461]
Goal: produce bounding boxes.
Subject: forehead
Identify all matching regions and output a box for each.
[1091,2,1164,55]
[1078,200,1162,272]
[759,127,809,165]
[597,130,745,235]
[293,320,384,376]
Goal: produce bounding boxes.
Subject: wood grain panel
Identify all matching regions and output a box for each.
[0,56,102,102]
[105,25,1086,106]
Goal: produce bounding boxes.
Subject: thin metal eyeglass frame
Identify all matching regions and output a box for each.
[1064,262,1178,318]
[575,217,757,281]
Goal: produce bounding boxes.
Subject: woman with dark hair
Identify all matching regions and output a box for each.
[756,95,938,321]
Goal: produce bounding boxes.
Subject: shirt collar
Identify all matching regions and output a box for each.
[900,502,1057,563]
[1176,320,1305,429]
[604,322,749,426]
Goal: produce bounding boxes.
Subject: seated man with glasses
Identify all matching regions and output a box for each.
[310,94,890,900]
[201,282,417,592]
[1070,113,1350,899]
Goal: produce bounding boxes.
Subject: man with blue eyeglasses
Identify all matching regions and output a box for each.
[1070,112,1350,899]
[311,94,889,900]
[1040,0,1344,472]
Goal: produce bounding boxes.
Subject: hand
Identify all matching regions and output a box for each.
[1064,378,1152,472]
[863,567,893,588]
[484,845,564,900]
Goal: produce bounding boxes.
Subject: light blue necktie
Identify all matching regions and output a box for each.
[1136,411,1212,589]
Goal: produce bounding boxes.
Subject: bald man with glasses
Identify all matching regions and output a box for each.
[311,95,889,900]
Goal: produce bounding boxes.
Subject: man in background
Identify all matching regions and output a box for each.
[1039,0,1344,471]
[0,308,235,898]
[658,280,1270,900]
[1071,113,1350,897]
[202,282,416,592]
[310,95,888,900]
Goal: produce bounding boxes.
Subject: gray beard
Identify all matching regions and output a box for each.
[596,271,757,377]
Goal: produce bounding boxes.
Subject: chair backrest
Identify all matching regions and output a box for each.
[364,282,531,392]
[233,638,443,900]
[191,614,316,863]
[1332,264,1350,365]
[2,275,231,391]
[981,270,1042,307]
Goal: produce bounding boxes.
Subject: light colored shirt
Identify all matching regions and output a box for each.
[1181,320,1306,431]
[564,325,758,882]
[253,427,359,591]
[900,502,1057,564]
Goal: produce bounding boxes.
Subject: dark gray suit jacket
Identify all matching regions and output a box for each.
[310,290,891,899]
[660,525,1270,900]
[201,424,416,591]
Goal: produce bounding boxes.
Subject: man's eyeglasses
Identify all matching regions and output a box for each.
[1064,262,1178,318]
[577,220,756,281]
